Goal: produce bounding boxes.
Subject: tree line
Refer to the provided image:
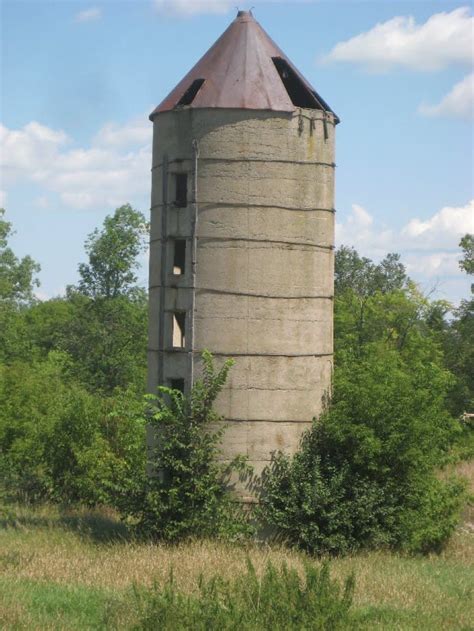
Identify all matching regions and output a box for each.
[0,205,472,554]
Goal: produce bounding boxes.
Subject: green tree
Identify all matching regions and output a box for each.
[0,205,150,505]
[0,353,146,505]
[335,246,408,297]
[55,204,150,393]
[59,291,148,393]
[77,204,148,299]
[459,233,474,277]
[120,352,251,541]
[261,247,466,554]
[260,344,464,554]
[439,234,474,414]
[0,209,41,363]
[0,208,40,304]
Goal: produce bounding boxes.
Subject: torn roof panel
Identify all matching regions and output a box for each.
[150,10,339,123]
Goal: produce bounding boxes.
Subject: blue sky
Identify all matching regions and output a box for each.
[1,0,473,303]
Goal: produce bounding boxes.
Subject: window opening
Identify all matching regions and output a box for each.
[174,173,188,208]
[177,79,205,106]
[272,57,322,110]
[173,239,186,275]
[172,312,186,348]
[170,378,185,393]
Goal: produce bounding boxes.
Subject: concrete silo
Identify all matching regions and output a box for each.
[148,10,339,501]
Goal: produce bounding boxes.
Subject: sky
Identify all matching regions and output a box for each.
[1,0,473,304]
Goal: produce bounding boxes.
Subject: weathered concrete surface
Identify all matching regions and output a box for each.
[148,107,335,499]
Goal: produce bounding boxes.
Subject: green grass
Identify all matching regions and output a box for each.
[0,503,473,629]
[0,578,118,630]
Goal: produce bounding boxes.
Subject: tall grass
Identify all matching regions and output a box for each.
[1,503,473,629]
[134,561,354,630]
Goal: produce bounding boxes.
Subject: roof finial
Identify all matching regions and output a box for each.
[236,7,254,18]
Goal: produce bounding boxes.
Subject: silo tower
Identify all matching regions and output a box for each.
[148,10,339,501]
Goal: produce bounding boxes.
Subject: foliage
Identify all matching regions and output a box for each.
[0,208,40,305]
[442,297,474,415]
[134,559,354,631]
[260,344,465,555]
[120,351,251,542]
[260,245,468,555]
[335,246,408,297]
[0,206,149,393]
[335,283,439,361]
[67,205,149,392]
[1,202,471,561]
[0,293,148,394]
[58,291,148,393]
[77,204,148,299]
[459,233,474,277]
[0,354,146,505]
[0,209,42,364]
[424,236,474,416]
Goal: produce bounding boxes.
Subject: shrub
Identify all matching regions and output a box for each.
[259,345,466,555]
[133,559,355,630]
[119,351,252,541]
[0,353,146,505]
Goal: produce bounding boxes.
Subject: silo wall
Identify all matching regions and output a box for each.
[148,108,335,501]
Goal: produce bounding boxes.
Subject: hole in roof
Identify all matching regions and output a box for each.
[272,58,322,110]
[176,79,205,107]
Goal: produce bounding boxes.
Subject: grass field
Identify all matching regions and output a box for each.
[1,460,473,629]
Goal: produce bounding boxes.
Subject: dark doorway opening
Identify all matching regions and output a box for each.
[173,239,186,275]
[174,173,188,208]
[170,378,185,393]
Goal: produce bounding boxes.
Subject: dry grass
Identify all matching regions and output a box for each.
[1,502,473,629]
[1,459,473,628]
[1,506,304,591]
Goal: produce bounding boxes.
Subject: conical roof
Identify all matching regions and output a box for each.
[150,11,339,122]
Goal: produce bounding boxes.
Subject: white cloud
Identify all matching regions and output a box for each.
[93,116,151,148]
[74,7,102,23]
[419,73,474,120]
[0,118,152,211]
[324,7,473,72]
[402,200,474,246]
[336,203,393,257]
[153,0,232,16]
[336,200,474,301]
[0,122,68,174]
[405,252,461,277]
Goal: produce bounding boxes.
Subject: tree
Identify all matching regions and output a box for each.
[438,235,474,414]
[59,291,148,393]
[0,209,41,363]
[119,352,251,541]
[260,344,464,554]
[0,208,40,304]
[77,204,148,299]
[459,233,474,278]
[56,204,151,392]
[0,353,146,505]
[335,246,408,297]
[261,246,467,554]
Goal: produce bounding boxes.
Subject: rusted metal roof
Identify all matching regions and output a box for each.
[150,10,339,122]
